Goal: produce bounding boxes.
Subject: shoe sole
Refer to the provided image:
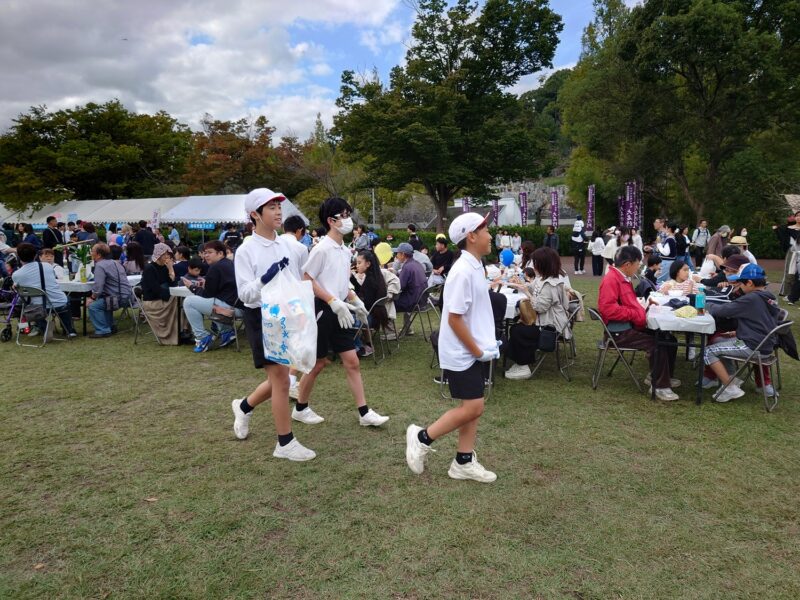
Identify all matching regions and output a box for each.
[406,426,424,474]
[360,416,389,427]
[272,450,316,461]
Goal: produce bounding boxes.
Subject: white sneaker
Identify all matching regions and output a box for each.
[359,408,389,427]
[654,387,679,401]
[28,327,41,337]
[714,384,746,403]
[505,363,532,380]
[645,374,681,388]
[231,398,251,439]
[272,438,316,461]
[292,406,325,424]
[701,377,719,389]
[755,384,776,397]
[447,455,497,483]
[405,424,434,474]
[289,384,300,400]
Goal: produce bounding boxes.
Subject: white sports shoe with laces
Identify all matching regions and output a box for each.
[359,408,389,427]
[273,438,316,461]
[447,454,497,483]
[292,406,325,424]
[405,424,434,474]
[231,398,251,439]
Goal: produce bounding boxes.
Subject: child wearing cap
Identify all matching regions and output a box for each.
[294,197,390,428]
[230,188,316,462]
[704,264,782,402]
[405,212,500,483]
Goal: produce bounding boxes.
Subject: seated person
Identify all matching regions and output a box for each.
[504,247,572,380]
[658,260,696,295]
[87,243,133,338]
[182,240,242,352]
[598,245,680,401]
[635,255,661,298]
[695,245,741,287]
[11,242,76,337]
[428,235,454,286]
[729,235,757,264]
[350,249,390,356]
[140,243,181,345]
[123,241,146,275]
[373,242,401,338]
[39,248,67,280]
[393,242,427,314]
[704,264,781,402]
[110,245,123,262]
[172,246,192,279]
[183,257,204,283]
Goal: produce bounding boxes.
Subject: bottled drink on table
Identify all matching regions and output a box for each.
[695,284,706,315]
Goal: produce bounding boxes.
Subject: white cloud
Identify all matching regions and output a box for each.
[0,0,401,138]
[508,62,577,97]
[359,19,412,55]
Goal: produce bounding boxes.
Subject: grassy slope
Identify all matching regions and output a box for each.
[1,275,798,599]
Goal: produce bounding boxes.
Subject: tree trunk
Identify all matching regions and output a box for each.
[423,181,452,233]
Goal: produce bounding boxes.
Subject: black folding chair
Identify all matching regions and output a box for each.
[588,308,643,392]
[399,283,442,342]
[714,320,794,412]
[352,295,391,365]
[528,304,582,382]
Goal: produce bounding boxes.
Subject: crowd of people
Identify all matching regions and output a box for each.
[2,202,796,481]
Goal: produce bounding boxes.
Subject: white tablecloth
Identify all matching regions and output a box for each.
[496,287,523,320]
[169,286,192,298]
[646,309,716,334]
[60,275,142,294]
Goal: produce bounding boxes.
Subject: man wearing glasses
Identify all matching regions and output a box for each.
[293,197,390,429]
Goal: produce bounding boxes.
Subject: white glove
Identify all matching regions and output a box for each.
[476,342,501,362]
[329,298,355,329]
[348,297,369,324]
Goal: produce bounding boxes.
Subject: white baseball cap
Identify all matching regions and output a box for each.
[244,188,285,216]
[448,212,491,245]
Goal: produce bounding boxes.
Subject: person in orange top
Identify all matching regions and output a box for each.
[598,245,680,401]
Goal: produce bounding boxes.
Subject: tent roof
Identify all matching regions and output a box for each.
[162,194,308,225]
[0,200,114,225]
[82,197,186,224]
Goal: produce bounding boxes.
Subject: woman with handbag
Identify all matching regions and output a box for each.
[504,247,572,380]
[87,243,132,338]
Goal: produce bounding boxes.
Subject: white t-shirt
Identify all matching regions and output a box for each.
[234,231,294,309]
[303,234,352,301]
[743,249,758,264]
[438,251,495,371]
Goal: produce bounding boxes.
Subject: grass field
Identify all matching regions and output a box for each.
[1,273,799,599]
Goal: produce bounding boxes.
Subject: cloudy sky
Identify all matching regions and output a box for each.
[0,0,640,140]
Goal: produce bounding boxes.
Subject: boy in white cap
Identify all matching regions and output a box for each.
[405,212,500,482]
[294,196,389,427]
[230,188,316,461]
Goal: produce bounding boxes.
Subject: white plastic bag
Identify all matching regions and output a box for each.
[261,268,317,373]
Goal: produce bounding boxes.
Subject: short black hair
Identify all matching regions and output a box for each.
[67,221,75,227]
[46,215,56,224]
[741,278,767,287]
[283,215,306,234]
[57,222,64,228]
[319,197,352,232]
[407,223,417,233]
[647,255,662,267]
[110,245,123,260]
[721,245,741,260]
[188,256,204,269]
[615,245,642,267]
[669,259,687,280]
[174,245,191,260]
[17,242,37,263]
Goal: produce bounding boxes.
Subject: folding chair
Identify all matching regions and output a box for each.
[352,295,390,365]
[209,299,243,352]
[15,285,67,348]
[132,286,162,345]
[399,283,442,342]
[588,308,643,392]
[528,304,581,382]
[713,320,794,412]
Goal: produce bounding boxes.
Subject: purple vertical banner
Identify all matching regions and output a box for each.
[462,197,470,213]
[617,195,623,227]
[637,179,644,230]
[550,190,559,228]
[625,182,635,227]
[519,192,528,226]
[631,180,639,230]
[586,185,595,231]
[492,198,499,226]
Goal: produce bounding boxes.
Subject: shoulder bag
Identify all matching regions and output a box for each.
[22,262,48,321]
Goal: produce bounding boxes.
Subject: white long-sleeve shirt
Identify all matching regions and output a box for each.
[234,231,298,309]
[590,238,606,256]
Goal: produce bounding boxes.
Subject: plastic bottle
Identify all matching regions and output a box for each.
[695,284,706,315]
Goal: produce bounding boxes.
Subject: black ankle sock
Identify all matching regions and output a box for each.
[295,402,308,412]
[417,428,433,446]
[358,405,369,417]
[277,432,294,447]
[456,451,473,465]
[240,398,253,414]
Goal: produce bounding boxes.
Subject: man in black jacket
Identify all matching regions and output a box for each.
[181,240,241,352]
[42,216,64,266]
[134,220,156,259]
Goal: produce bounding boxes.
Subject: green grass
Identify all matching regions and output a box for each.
[2,274,799,599]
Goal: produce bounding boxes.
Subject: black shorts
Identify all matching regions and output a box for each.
[243,306,280,370]
[315,298,356,358]
[443,361,487,400]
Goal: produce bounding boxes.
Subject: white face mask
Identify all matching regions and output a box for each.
[336,217,354,235]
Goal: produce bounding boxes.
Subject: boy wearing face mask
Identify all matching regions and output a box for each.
[295,197,390,428]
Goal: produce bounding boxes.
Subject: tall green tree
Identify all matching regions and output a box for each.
[335,0,563,231]
[0,100,192,211]
[562,0,800,226]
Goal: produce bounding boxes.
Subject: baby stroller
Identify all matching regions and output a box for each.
[0,276,20,342]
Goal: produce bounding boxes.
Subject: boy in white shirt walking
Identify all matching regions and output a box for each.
[405,212,500,483]
[294,197,389,428]
[230,188,316,462]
